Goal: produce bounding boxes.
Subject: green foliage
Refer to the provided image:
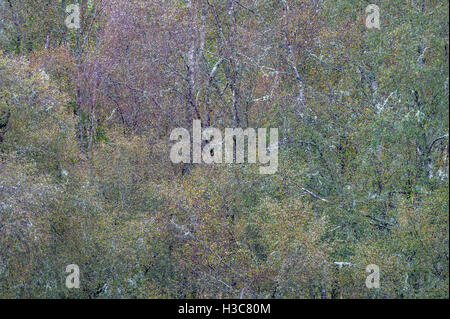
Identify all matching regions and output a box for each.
[0,0,448,299]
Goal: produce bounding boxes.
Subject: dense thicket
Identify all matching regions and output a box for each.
[0,0,448,298]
